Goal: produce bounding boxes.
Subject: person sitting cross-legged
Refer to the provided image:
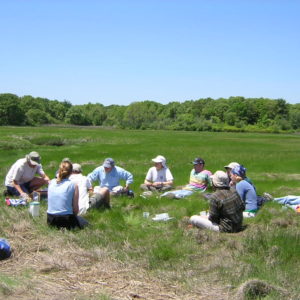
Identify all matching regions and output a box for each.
[47,161,82,230]
[140,155,173,195]
[189,170,245,232]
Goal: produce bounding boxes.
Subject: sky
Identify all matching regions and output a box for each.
[0,0,299,106]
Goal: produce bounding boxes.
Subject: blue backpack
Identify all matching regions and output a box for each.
[0,238,11,260]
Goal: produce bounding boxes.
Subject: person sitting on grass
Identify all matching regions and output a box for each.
[189,170,244,232]
[47,161,82,230]
[4,151,50,200]
[140,155,173,195]
[183,157,212,192]
[161,157,212,199]
[230,165,258,217]
[88,158,134,207]
[69,163,93,215]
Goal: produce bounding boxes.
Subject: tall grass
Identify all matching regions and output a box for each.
[1,126,300,299]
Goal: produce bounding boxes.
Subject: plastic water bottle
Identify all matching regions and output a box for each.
[32,191,40,202]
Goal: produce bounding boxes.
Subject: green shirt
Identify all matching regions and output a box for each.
[209,188,245,233]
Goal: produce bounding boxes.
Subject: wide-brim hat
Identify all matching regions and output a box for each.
[211,171,229,188]
[152,155,166,164]
[26,151,41,166]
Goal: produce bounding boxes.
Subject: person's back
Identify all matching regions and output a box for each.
[47,178,75,215]
[209,188,244,232]
[236,179,258,211]
[69,166,91,215]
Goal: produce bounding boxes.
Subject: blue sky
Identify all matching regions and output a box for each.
[0,0,299,106]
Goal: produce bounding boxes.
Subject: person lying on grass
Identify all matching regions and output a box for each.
[140,155,173,195]
[4,151,50,200]
[189,170,244,232]
[88,158,134,207]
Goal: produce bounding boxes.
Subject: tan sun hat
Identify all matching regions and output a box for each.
[211,171,229,188]
[26,151,41,166]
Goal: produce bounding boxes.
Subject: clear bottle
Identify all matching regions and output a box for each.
[32,191,40,202]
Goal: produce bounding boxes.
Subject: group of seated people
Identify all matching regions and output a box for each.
[4,151,261,231]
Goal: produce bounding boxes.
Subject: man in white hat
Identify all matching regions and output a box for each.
[189,170,244,232]
[140,155,174,193]
[5,151,50,199]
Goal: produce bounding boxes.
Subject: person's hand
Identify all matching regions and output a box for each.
[153,182,163,187]
[20,192,29,200]
[123,186,129,192]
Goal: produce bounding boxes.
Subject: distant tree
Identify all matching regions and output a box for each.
[25,108,51,125]
[103,105,127,127]
[84,103,107,126]
[0,93,26,125]
[123,101,163,129]
[65,106,91,125]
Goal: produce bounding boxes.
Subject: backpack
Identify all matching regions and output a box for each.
[0,238,11,260]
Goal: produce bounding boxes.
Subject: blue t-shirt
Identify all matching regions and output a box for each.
[47,178,75,215]
[236,180,258,211]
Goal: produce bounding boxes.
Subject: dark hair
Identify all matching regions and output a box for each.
[57,161,73,183]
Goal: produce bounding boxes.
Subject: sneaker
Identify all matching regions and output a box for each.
[141,191,153,198]
[263,192,273,201]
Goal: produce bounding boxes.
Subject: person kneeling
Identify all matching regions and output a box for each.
[189,171,244,233]
[47,161,84,230]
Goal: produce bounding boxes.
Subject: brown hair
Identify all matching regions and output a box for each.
[57,161,73,183]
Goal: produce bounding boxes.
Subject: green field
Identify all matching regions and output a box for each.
[0,126,300,300]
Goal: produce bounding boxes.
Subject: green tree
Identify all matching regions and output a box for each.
[0,93,26,125]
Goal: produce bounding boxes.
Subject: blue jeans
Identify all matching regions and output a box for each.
[6,182,31,196]
[274,195,300,205]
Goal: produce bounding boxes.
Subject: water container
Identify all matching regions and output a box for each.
[29,201,40,217]
[32,191,40,202]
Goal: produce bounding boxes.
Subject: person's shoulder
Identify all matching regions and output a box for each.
[92,166,103,172]
[115,166,129,173]
[202,170,212,176]
[15,158,26,166]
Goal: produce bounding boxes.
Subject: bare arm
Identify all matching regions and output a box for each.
[13,180,27,197]
[41,173,50,183]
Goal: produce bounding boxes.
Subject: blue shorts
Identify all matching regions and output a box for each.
[6,182,31,196]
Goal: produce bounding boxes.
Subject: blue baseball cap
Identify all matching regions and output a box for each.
[103,158,115,168]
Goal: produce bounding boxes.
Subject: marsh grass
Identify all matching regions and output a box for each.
[1,127,300,299]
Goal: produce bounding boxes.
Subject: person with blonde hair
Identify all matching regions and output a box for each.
[47,161,80,229]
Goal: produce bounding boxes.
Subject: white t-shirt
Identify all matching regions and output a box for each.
[145,167,173,183]
[69,173,92,215]
[5,158,45,187]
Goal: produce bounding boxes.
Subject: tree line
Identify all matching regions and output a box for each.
[1,93,300,132]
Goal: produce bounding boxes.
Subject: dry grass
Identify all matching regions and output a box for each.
[0,207,231,300]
